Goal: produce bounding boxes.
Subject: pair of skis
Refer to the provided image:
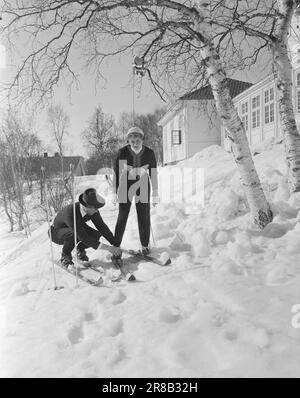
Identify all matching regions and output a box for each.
[53,249,172,288]
[53,256,133,287]
[53,256,134,287]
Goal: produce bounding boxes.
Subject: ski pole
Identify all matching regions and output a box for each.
[42,167,58,290]
[70,164,79,288]
[150,223,156,248]
[150,195,157,248]
[132,63,136,124]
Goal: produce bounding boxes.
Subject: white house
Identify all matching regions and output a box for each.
[158,9,300,165]
[158,78,252,165]
[222,10,300,152]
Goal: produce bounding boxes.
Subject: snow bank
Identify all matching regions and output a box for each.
[208,187,240,221]
[178,145,231,167]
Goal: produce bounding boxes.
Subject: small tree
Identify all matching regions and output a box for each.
[82,105,121,172]
[0,150,15,232]
[47,104,70,179]
[0,109,40,234]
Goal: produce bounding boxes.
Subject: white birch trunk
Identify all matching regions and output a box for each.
[272,0,300,192]
[197,28,273,228]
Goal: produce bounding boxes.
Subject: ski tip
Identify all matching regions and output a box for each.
[163,258,172,266]
[93,277,104,286]
[126,273,136,282]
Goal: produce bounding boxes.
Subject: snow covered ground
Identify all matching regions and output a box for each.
[1,139,300,378]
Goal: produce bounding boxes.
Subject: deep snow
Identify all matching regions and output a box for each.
[1,138,300,377]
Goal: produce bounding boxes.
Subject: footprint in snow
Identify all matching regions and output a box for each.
[67,323,84,344]
[106,346,126,366]
[159,307,181,323]
[98,295,108,304]
[83,311,94,322]
[110,290,127,305]
[63,311,95,346]
[224,329,238,342]
[103,319,123,337]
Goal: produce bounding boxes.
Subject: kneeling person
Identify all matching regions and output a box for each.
[50,188,121,267]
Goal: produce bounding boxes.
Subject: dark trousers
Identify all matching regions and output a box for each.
[50,225,101,257]
[114,201,150,247]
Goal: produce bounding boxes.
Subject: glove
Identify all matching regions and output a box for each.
[112,246,122,257]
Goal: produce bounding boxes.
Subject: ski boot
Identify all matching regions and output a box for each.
[77,248,89,263]
[60,254,75,272]
[111,254,123,269]
[141,246,151,256]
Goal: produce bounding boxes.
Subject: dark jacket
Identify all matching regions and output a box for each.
[113,145,158,196]
[52,202,116,248]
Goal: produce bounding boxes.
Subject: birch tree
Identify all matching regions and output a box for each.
[0,0,273,227]
[210,0,300,193]
[271,0,300,193]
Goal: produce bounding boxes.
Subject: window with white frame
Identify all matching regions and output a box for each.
[264,87,275,124]
[241,101,249,131]
[297,72,300,113]
[252,95,260,129]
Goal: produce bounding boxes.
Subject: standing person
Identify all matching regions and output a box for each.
[50,188,121,267]
[113,126,159,256]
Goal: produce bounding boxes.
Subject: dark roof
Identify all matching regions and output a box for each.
[179,78,253,100]
[30,155,84,176]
